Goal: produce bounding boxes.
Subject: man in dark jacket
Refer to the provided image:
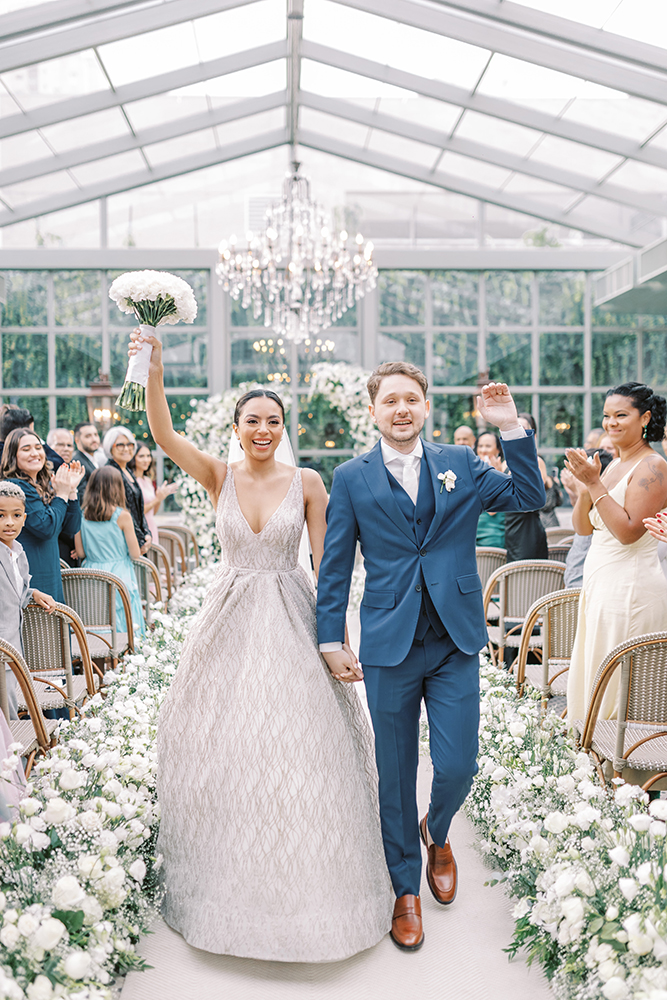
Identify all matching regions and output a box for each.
[72,422,104,503]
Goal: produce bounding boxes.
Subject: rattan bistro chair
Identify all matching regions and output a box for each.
[20,603,97,719]
[546,526,576,545]
[548,537,574,563]
[167,524,200,570]
[575,632,667,791]
[0,637,58,777]
[147,542,173,607]
[133,557,163,627]
[476,547,507,592]
[158,529,187,584]
[515,588,581,704]
[61,568,135,672]
[482,559,567,666]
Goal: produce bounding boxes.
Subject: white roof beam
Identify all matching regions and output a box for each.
[302,41,667,172]
[0,128,289,227]
[332,0,667,106]
[300,92,666,219]
[0,41,288,139]
[0,0,260,72]
[0,92,287,188]
[287,0,304,151]
[433,1,667,75]
[298,129,644,247]
[0,1,146,42]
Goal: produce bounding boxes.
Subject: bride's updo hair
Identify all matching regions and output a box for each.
[606,382,667,443]
[233,388,285,426]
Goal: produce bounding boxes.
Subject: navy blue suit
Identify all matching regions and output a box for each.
[316,434,545,896]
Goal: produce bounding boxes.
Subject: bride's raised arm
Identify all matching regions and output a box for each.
[128,328,225,502]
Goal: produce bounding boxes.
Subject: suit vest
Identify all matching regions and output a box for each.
[385,453,446,642]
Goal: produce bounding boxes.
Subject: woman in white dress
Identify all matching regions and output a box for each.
[130,329,393,962]
[565,382,667,723]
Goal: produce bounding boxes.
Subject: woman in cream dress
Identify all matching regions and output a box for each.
[565,383,667,723]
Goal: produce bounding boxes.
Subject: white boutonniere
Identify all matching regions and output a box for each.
[437,470,457,494]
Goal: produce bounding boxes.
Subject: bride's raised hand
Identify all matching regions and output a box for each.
[129,326,162,375]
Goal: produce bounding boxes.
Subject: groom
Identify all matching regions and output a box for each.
[316,362,545,951]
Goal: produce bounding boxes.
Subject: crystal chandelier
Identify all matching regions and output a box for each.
[216,163,377,343]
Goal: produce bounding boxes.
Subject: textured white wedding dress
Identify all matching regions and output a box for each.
[157,467,393,961]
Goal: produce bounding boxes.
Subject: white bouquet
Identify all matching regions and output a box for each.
[109,270,198,411]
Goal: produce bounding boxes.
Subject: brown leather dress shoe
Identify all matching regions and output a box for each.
[420,814,458,905]
[390,894,424,951]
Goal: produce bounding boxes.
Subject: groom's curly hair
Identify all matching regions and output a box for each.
[367,362,428,404]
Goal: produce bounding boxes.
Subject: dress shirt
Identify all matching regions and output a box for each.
[10,542,23,593]
[319,427,527,653]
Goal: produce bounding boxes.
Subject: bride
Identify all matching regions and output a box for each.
[129,329,393,961]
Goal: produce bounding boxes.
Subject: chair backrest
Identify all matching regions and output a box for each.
[61,568,135,654]
[548,538,574,563]
[147,543,173,604]
[60,559,70,571]
[133,557,163,625]
[515,588,581,691]
[580,633,667,771]
[22,602,96,700]
[546,526,575,544]
[476,547,507,593]
[167,523,200,569]
[483,559,567,622]
[0,636,50,747]
[158,529,187,582]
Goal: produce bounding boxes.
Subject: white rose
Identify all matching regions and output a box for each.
[26,975,53,1000]
[29,831,50,851]
[63,950,92,980]
[14,822,32,844]
[33,917,65,951]
[594,943,615,963]
[629,932,654,955]
[42,798,73,825]
[77,854,103,880]
[608,846,630,867]
[528,835,549,855]
[560,896,585,926]
[619,877,639,902]
[650,800,667,821]
[554,871,577,897]
[606,904,619,920]
[19,798,40,816]
[17,913,39,936]
[52,875,86,910]
[4,908,18,923]
[103,867,125,891]
[602,976,629,1000]
[574,870,596,896]
[508,721,526,738]
[0,923,20,948]
[81,895,103,925]
[128,859,146,883]
[58,769,85,791]
[77,811,103,833]
[636,861,654,884]
[101,801,121,819]
[544,812,569,835]
[557,775,576,795]
[490,767,509,782]
[628,813,652,832]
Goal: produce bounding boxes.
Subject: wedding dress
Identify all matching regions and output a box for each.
[157,466,393,961]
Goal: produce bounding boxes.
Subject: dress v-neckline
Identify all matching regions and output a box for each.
[230,467,298,536]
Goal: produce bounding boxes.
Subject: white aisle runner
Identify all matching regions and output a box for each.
[121,759,553,1000]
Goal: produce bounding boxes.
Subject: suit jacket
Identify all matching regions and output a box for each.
[0,539,33,655]
[316,433,546,665]
[73,449,97,505]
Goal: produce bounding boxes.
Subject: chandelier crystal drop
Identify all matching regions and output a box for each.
[216,163,377,343]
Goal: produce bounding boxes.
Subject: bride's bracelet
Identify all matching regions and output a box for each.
[592,492,611,508]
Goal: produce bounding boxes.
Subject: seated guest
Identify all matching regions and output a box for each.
[0,408,64,470]
[129,444,177,545]
[102,428,151,554]
[75,467,145,636]
[0,429,83,603]
[566,383,667,723]
[47,428,78,567]
[453,425,476,449]
[475,433,506,548]
[73,422,105,503]
[0,482,56,718]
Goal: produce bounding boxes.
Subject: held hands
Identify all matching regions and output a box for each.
[32,589,57,612]
[129,327,162,373]
[322,644,364,683]
[476,383,521,433]
[564,448,602,489]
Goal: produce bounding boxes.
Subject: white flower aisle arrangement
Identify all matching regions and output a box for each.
[109,270,197,412]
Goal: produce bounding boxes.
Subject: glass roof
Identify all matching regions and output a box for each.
[0,0,665,249]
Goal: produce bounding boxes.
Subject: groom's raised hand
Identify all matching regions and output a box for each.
[322,646,364,683]
[476,382,522,433]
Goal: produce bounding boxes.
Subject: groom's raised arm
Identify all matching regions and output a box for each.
[469,431,546,513]
[316,467,359,647]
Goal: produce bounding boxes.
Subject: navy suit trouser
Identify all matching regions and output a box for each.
[363,628,480,898]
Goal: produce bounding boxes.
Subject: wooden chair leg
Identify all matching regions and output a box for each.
[642,772,667,792]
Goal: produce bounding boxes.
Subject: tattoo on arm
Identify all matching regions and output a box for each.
[637,459,665,493]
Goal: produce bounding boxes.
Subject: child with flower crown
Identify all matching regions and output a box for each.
[0,481,56,718]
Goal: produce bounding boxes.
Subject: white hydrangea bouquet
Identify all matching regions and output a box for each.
[109,270,197,411]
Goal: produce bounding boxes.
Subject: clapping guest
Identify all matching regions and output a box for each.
[0,428,83,603]
[0,408,64,470]
[102,428,151,554]
[128,444,177,545]
[562,448,614,589]
[475,433,506,548]
[47,428,78,567]
[566,383,667,723]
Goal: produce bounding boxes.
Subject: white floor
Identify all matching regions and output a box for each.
[121,757,553,1000]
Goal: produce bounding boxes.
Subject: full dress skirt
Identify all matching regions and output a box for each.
[157,468,393,961]
[567,460,667,722]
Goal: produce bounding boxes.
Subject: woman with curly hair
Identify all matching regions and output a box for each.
[0,428,83,602]
[565,383,667,722]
